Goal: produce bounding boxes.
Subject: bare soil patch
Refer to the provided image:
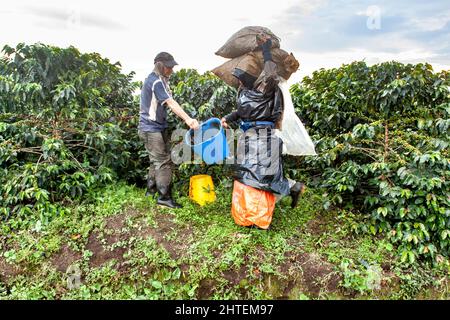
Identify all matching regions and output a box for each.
[0,257,21,281]
[51,244,82,272]
[138,212,194,261]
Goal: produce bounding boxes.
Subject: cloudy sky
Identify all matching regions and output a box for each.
[1,0,449,84]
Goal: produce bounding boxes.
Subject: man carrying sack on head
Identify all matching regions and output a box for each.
[138,52,200,209]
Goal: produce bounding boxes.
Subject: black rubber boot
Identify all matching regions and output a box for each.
[157,185,182,209]
[145,178,157,197]
[290,182,305,209]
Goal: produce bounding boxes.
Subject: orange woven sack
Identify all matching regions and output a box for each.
[231,180,276,230]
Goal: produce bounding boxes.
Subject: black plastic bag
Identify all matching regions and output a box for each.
[231,127,290,196]
[236,87,284,123]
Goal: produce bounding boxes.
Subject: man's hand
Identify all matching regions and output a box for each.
[186,118,200,130]
[166,99,200,130]
[221,117,229,129]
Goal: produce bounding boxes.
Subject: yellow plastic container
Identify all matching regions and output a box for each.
[189,175,216,206]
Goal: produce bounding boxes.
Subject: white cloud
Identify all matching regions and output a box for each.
[410,12,450,31]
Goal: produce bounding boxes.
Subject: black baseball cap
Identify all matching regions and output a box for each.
[154,52,178,68]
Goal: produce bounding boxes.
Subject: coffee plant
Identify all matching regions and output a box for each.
[0,44,236,227]
[170,68,236,125]
[292,61,449,263]
[0,43,141,227]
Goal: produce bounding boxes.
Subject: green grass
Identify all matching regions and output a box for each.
[0,182,448,300]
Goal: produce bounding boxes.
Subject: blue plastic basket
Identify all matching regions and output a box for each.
[184,118,230,165]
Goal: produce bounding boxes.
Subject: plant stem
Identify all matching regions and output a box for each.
[384,121,389,162]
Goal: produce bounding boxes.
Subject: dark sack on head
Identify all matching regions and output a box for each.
[211,53,263,88]
[211,50,300,88]
[215,26,281,59]
[252,48,300,80]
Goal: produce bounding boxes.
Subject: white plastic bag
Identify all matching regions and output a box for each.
[275,80,317,156]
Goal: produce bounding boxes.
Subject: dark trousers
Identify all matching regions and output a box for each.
[138,130,172,188]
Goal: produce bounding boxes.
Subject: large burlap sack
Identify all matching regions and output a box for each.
[211,49,300,87]
[215,26,281,59]
[211,52,263,88]
[252,48,300,80]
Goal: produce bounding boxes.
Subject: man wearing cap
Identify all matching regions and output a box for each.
[139,52,199,208]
